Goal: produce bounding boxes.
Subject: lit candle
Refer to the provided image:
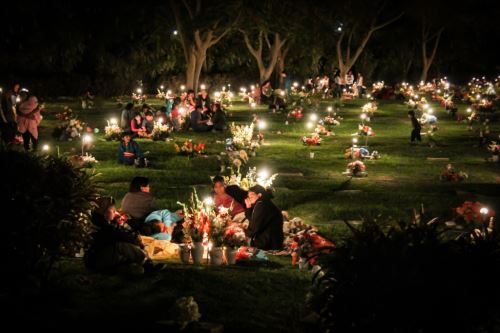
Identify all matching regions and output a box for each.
[110,118,118,126]
[180,85,186,91]
[310,114,318,122]
[258,120,266,130]
[42,144,50,152]
[200,84,206,90]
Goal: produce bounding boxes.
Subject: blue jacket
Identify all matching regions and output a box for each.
[117,140,143,165]
[145,209,182,241]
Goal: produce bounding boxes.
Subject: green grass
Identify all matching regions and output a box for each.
[27,94,499,330]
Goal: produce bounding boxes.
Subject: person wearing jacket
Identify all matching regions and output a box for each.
[117,132,143,165]
[244,185,284,250]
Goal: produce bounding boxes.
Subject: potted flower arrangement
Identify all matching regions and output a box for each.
[439,164,468,182]
[229,122,255,150]
[343,160,367,177]
[287,107,304,120]
[223,223,247,264]
[69,153,99,168]
[52,106,86,141]
[151,122,171,141]
[104,120,123,141]
[362,101,378,116]
[178,189,213,264]
[175,140,206,157]
[209,208,231,265]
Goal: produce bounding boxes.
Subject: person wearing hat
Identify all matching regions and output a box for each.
[85,196,148,275]
[117,131,143,165]
[244,185,284,250]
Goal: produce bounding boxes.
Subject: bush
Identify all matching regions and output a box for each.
[307,218,500,333]
[0,150,100,283]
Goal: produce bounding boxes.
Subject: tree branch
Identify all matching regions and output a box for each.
[181,0,195,20]
[373,12,404,31]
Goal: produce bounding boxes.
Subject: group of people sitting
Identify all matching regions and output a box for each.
[86,176,284,274]
[120,89,227,135]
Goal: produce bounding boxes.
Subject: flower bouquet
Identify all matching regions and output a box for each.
[344,147,380,160]
[104,122,123,141]
[223,223,247,249]
[302,134,321,145]
[175,140,206,157]
[343,160,367,177]
[52,106,86,141]
[69,153,99,168]
[315,124,333,136]
[358,124,375,136]
[362,101,378,115]
[287,107,304,120]
[225,167,278,191]
[151,122,171,141]
[229,122,255,150]
[178,189,213,244]
[455,201,495,224]
[439,164,468,182]
[322,115,341,126]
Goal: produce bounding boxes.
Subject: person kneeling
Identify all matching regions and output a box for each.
[244,185,284,250]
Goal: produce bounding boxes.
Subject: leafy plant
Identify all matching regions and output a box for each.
[307,217,500,332]
[0,150,100,284]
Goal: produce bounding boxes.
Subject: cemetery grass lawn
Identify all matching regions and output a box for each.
[29,95,499,330]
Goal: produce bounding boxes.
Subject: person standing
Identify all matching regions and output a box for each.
[408,110,422,143]
[0,86,18,147]
[17,96,42,151]
[356,72,365,97]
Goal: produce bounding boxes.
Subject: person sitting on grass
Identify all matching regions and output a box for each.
[190,104,213,132]
[130,112,149,138]
[121,176,157,221]
[142,111,155,136]
[211,102,227,131]
[120,102,135,131]
[170,97,183,131]
[144,209,184,241]
[212,175,246,221]
[85,196,154,275]
[244,185,284,250]
[117,132,143,165]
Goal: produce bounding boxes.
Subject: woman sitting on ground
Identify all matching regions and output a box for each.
[212,176,246,222]
[130,112,148,138]
[244,185,284,250]
[211,102,227,131]
[121,176,157,221]
[85,196,148,275]
[144,209,184,241]
[190,104,213,132]
[117,132,143,165]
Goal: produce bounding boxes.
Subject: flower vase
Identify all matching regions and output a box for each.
[492,155,499,162]
[210,247,224,265]
[309,152,315,159]
[251,150,256,157]
[191,242,204,264]
[225,247,238,265]
[291,252,298,266]
[179,245,191,264]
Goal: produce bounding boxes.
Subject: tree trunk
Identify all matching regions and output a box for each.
[420,27,443,82]
[277,46,290,89]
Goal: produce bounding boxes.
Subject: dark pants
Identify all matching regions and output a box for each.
[411,128,421,142]
[0,122,17,147]
[22,131,38,151]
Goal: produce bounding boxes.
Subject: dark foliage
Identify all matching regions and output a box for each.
[308,218,500,332]
[0,150,100,284]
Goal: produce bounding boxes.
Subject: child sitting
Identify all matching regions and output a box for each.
[118,132,143,165]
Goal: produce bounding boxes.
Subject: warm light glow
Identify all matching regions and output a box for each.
[200,84,206,90]
[42,144,50,151]
[203,197,214,206]
[214,92,221,98]
[293,82,299,87]
[250,85,255,90]
[427,108,434,114]
[136,88,142,94]
[173,30,178,35]
[366,94,371,99]
[306,122,313,129]
[167,89,172,94]
[467,108,472,113]
[352,138,358,144]
[251,102,257,108]
[180,85,186,91]
[15,96,21,103]
[160,85,164,90]
[83,134,92,143]
[158,117,164,124]
[327,106,333,112]
[360,113,367,120]
[280,91,285,96]
[423,104,429,110]
[258,120,266,130]
[258,169,270,180]
[179,107,186,115]
[310,114,318,122]
[110,118,118,126]
[480,207,489,215]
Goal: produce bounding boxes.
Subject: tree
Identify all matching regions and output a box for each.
[335,5,403,77]
[420,19,444,82]
[170,0,239,92]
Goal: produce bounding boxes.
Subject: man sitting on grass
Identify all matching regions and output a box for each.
[117,132,143,165]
